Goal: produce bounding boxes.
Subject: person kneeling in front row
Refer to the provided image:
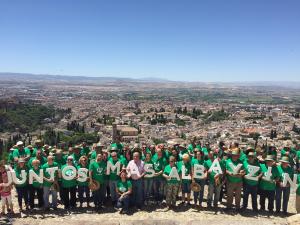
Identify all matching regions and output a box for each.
[116,169,132,214]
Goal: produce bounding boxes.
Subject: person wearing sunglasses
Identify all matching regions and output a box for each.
[77,156,90,208]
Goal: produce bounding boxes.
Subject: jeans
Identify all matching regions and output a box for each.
[109,180,118,202]
[259,189,275,211]
[78,185,90,204]
[131,179,143,207]
[243,183,258,210]
[61,186,76,208]
[143,178,153,201]
[276,186,290,213]
[92,184,106,207]
[16,185,29,208]
[153,177,165,201]
[193,179,206,205]
[43,186,58,208]
[29,185,44,208]
[117,194,130,210]
[207,182,221,207]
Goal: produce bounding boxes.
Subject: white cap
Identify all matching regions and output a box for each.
[16,141,24,146]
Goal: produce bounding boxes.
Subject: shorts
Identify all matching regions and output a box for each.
[1,195,12,206]
[182,182,191,194]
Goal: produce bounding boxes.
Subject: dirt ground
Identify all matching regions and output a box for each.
[1,188,298,225]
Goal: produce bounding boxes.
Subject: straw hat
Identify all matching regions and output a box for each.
[279,156,290,164]
[16,141,24,146]
[88,180,100,191]
[191,182,201,192]
[247,152,256,157]
[265,155,275,162]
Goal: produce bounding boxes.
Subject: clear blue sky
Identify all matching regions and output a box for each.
[0,0,299,82]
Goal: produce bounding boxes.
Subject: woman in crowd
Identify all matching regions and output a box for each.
[191,150,207,207]
[143,152,154,205]
[28,159,44,209]
[116,169,132,214]
[77,156,90,207]
[14,158,29,212]
[89,153,107,210]
[60,156,77,209]
[179,154,192,206]
[163,156,181,209]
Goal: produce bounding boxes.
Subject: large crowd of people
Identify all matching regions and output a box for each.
[0,138,300,216]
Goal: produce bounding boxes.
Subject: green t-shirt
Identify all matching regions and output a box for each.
[163,164,180,184]
[117,180,132,193]
[177,161,192,183]
[14,167,28,187]
[152,157,167,177]
[61,164,77,188]
[243,160,261,186]
[89,150,97,163]
[111,143,124,154]
[42,162,59,187]
[281,148,297,166]
[226,158,244,183]
[276,165,294,182]
[144,160,154,179]
[81,147,91,156]
[30,167,43,188]
[55,155,67,168]
[259,164,279,191]
[13,148,31,159]
[108,158,122,181]
[204,159,218,185]
[192,158,205,181]
[77,164,89,186]
[27,156,46,169]
[89,161,106,184]
[187,144,195,154]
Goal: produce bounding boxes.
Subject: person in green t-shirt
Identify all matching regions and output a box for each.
[42,155,59,210]
[14,158,29,211]
[225,149,245,210]
[204,150,223,208]
[28,159,43,209]
[163,156,181,209]
[108,151,123,206]
[60,156,77,209]
[280,143,297,168]
[80,142,91,157]
[143,152,154,205]
[77,156,90,208]
[89,153,107,209]
[27,149,47,169]
[13,141,31,168]
[152,149,167,204]
[178,153,192,206]
[242,152,262,211]
[259,155,279,212]
[191,150,206,207]
[275,156,294,215]
[116,170,132,214]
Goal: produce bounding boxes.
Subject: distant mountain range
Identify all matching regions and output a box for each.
[0,72,172,84]
[0,72,300,88]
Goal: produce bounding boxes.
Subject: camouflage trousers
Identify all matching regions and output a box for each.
[166,183,180,206]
